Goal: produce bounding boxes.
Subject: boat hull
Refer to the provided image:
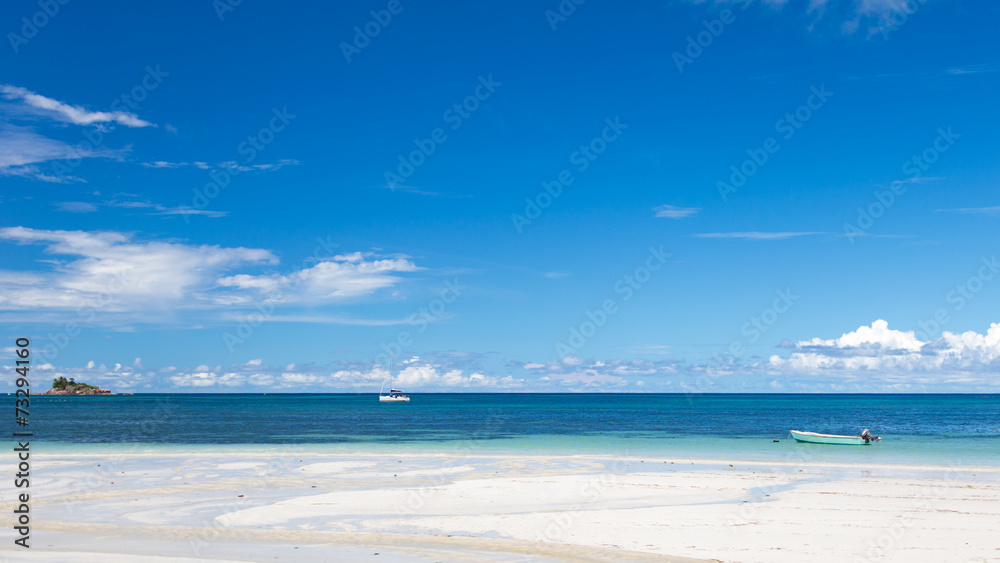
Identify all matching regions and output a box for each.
[378,395,410,402]
[790,430,871,445]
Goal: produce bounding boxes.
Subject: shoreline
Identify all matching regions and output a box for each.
[5,447,999,562]
[17,439,1000,473]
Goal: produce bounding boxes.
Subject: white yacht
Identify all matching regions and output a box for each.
[378,353,409,402]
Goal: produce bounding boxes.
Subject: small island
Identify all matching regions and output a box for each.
[43,376,115,395]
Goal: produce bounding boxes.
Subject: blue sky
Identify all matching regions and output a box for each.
[2,0,999,392]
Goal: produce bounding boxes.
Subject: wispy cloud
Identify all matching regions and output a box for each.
[0,125,122,182]
[653,204,700,219]
[52,197,229,218]
[0,84,153,128]
[143,160,211,170]
[0,84,152,182]
[221,314,411,326]
[692,231,824,240]
[55,201,99,213]
[142,159,299,172]
[106,197,228,218]
[385,182,442,196]
[943,64,997,76]
[701,0,950,39]
[936,206,1000,217]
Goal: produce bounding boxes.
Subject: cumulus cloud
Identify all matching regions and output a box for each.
[770,320,1000,380]
[82,358,528,392]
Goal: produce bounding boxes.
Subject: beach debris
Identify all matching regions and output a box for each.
[773,440,780,442]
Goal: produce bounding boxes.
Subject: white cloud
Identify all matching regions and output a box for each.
[218,254,421,302]
[770,320,1000,379]
[170,372,220,387]
[653,204,700,219]
[562,355,583,366]
[0,227,276,311]
[1,84,153,127]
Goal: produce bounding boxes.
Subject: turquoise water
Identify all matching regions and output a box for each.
[25,393,1000,466]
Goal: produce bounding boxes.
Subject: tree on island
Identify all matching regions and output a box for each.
[52,376,96,390]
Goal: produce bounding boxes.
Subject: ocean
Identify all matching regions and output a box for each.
[27,393,1000,466]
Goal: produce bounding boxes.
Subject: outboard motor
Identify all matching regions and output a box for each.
[861,429,880,443]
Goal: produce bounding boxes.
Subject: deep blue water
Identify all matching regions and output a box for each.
[26,394,999,460]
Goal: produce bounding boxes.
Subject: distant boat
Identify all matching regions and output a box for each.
[378,352,409,403]
[790,429,880,446]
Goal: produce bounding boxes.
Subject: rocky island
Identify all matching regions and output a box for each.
[43,376,114,395]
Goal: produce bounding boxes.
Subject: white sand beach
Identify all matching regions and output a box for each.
[3,446,999,562]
